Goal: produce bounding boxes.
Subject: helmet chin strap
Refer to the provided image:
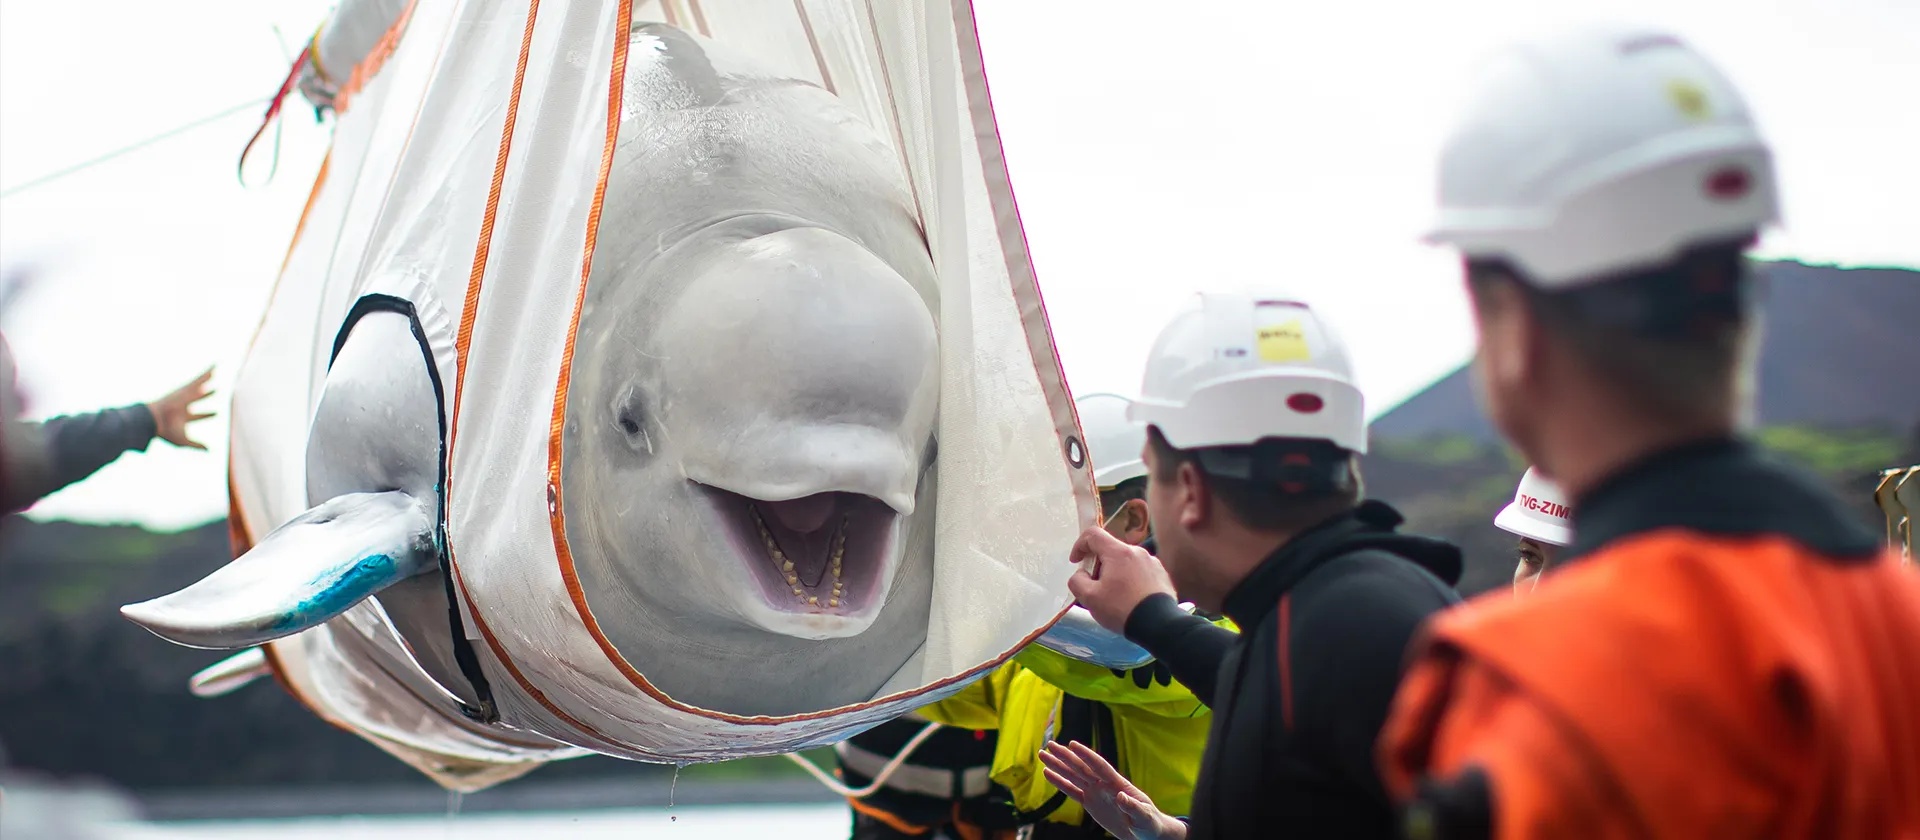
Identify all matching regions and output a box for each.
[1193,438,1355,496]
[1084,505,1133,581]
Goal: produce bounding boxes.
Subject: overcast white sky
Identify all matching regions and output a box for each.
[1,0,1916,530]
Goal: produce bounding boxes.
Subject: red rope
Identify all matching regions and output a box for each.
[237,46,310,186]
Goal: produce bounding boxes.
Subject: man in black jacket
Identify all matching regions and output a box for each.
[1038,292,1462,840]
[0,331,216,516]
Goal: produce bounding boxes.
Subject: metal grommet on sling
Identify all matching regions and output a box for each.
[1064,435,1086,469]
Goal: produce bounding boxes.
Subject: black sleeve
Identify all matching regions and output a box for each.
[1123,593,1237,708]
[1288,560,1455,806]
[0,405,156,513]
[1405,767,1494,840]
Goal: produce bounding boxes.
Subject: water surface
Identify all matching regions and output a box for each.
[115,803,848,839]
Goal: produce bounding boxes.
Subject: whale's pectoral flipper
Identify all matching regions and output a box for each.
[189,647,271,698]
[121,491,437,649]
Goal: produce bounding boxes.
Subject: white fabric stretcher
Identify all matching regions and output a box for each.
[226,0,1097,789]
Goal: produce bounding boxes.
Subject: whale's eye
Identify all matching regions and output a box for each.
[611,385,651,453]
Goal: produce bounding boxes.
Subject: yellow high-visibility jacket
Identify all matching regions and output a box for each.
[916,616,1238,827]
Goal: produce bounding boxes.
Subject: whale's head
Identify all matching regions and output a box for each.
[566,221,938,654]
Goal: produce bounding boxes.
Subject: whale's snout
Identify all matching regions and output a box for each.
[660,224,938,510]
[661,225,937,433]
[647,224,938,639]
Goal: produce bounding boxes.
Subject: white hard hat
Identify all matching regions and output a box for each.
[0,332,19,423]
[1494,468,1573,546]
[1129,292,1366,453]
[1425,22,1779,288]
[0,335,17,507]
[1075,393,1149,488]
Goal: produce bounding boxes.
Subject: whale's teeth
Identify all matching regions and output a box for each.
[753,507,800,576]
[829,516,846,582]
[752,505,855,608]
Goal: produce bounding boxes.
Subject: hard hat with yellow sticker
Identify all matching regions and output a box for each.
[1129,291,1367,453]
[1422,21,1779,289]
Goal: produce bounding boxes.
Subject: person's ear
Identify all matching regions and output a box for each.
[1469,274,1546,443]
[1475,278,1530,398]
[1513,289,1555,400]
[1176,462,1209,531]
[1116,497,1152,545]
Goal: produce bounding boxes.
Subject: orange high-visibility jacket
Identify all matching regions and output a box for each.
[1379,439,1920,840]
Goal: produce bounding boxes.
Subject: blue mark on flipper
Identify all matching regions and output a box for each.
[270,553,401,633]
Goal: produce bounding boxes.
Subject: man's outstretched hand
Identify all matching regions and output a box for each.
[1040,740,1187,840]
[1068,526,1176,632]
[148,367,216,450]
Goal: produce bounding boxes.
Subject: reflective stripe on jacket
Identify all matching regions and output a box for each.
[916,617,1236,828]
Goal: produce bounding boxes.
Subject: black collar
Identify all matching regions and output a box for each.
[1220,500,1403,628]
[1566,435,1881,564]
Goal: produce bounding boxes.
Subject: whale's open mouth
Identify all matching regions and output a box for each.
[703,487,899,617]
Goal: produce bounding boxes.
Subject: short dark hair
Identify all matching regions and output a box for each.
[1099,476,1148,521]
[1146,427,1360,534]
[1467,238,1756,424]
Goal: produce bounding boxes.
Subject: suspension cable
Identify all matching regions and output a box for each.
[781,720,946,799]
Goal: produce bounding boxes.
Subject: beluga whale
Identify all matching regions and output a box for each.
[555,22,941,713]
[126,21,938,719]
[118,0,1093,781]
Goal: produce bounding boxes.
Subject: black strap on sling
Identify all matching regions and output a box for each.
[328,295,497,722]
[1020,694,1122,833]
